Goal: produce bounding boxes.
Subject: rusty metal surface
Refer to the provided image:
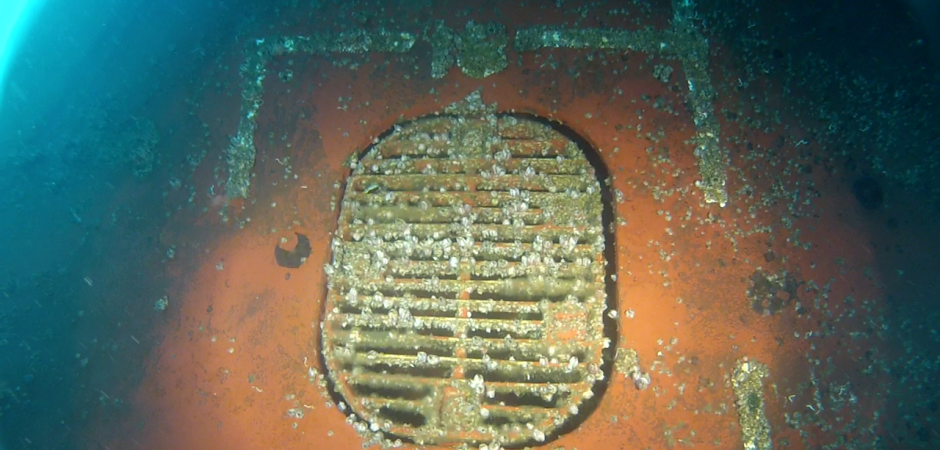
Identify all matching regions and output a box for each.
[321,108,612,447]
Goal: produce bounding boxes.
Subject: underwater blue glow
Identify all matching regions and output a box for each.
[0,0,45,110]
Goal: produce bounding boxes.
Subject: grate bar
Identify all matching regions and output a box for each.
[335,352,588,381]
[342,222,602,242]
[332,314,543,335]
[351,205,547,225]
[349,174,596,192]
[329,330,590,357]
[356,157,592,176]
[338,296,545,314]
[341,241,601,262]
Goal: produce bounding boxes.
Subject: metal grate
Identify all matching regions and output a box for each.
[321,107,613,447]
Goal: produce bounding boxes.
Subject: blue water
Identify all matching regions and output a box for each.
[0,0,44,110]
[0,0,264,448]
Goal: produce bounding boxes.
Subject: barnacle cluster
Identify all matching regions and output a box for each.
[225,30,416,198]
[732,358,772,450]
[228,13,727,205]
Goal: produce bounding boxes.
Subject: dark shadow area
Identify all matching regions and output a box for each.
[275,233,312,268]
[852,174,884,210]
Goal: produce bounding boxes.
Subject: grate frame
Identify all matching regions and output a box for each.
[321,106,617,447]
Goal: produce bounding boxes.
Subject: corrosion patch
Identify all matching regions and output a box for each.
[321,95,614,447]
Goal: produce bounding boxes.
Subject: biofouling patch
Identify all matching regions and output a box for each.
[321,94,615,447]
